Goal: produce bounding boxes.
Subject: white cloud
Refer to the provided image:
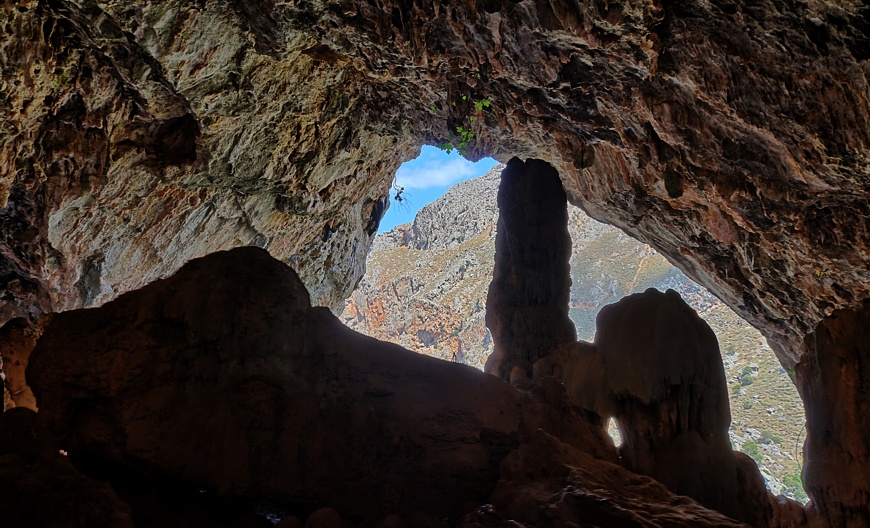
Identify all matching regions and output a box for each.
[394,157,479,190]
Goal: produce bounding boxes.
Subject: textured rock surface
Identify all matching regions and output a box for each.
[593,288,739,518]
[458,430,750,528]
[485,158,576,380]
[797,300,870,528]
[0,0,402,321]
[1,0,867,364]
[534,288,804,526]
[342,165,503,368]
[28,247,615,523]
[344,165,807,492]
[1,0,868,523]
[0,317,41,411]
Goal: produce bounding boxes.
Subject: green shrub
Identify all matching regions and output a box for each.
[761,430,783,445]
[742,440,763,464]
[783,469,808,503]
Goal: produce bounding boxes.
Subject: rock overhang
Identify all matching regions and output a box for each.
[0,0,868,367]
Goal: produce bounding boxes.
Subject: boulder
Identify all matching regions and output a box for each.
[28,247,613,523]
[458,430,750,528]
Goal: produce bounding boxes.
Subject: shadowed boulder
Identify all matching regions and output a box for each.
[594,288,739,518]
[27,247,613,523]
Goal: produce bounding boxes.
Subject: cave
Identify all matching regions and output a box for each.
[2,1,869,527]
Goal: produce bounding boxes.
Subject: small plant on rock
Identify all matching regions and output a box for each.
[431,88,491,156]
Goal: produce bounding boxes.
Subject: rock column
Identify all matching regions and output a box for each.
[485,158,575,382]
[797,300,870,528]
[594,288,743,521]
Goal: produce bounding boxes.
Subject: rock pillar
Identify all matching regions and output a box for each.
[797,300,870,528]
[594,288,743,521]
[485,158,575,381]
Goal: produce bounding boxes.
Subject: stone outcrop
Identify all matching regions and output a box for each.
[535,288,804,526]
[27,247,617,524]
[485,158,576,381]
[797,300,870,528]
[342,164,503,368]
[1,317,41,411]
[0,0,401,322]
[458,430,750,528]
[343,164,807,495]
[594,288,739,518]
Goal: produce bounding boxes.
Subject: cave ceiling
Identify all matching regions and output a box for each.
[0,0,868,365]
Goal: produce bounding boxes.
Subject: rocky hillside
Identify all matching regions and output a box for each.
[342,165,807,501]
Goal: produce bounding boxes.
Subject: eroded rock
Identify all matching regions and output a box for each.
[485,158,576,381]
[797,300,870,528]
[4,0,866,365]
[27,247,613,523]
[593,288,740,517]
[458,430,750,528]
[0,317,42,411]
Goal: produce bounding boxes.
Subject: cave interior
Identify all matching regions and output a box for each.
[1,0,869,527]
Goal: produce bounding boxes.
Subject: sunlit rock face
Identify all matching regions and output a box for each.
[1,0,867,364]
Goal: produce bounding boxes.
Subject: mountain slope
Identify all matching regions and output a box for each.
[341,165,806,500]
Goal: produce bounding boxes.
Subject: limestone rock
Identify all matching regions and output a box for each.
[797,300,870,528]
[1,0,868,524]
[406,165,503,252]
[342,165,503,368]
[2,0,867,366]
[485,158,576,381]
[0,0,399,322]
[344,164,806,494]
[593,288,741,518]
[28,247,614,523]
[0,317,42,411]
[458,430,750,528]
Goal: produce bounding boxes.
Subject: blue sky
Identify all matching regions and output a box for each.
[378,146,498,232]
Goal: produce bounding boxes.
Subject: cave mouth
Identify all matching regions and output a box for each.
[377,145,499,233]
[342,156,807,502]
